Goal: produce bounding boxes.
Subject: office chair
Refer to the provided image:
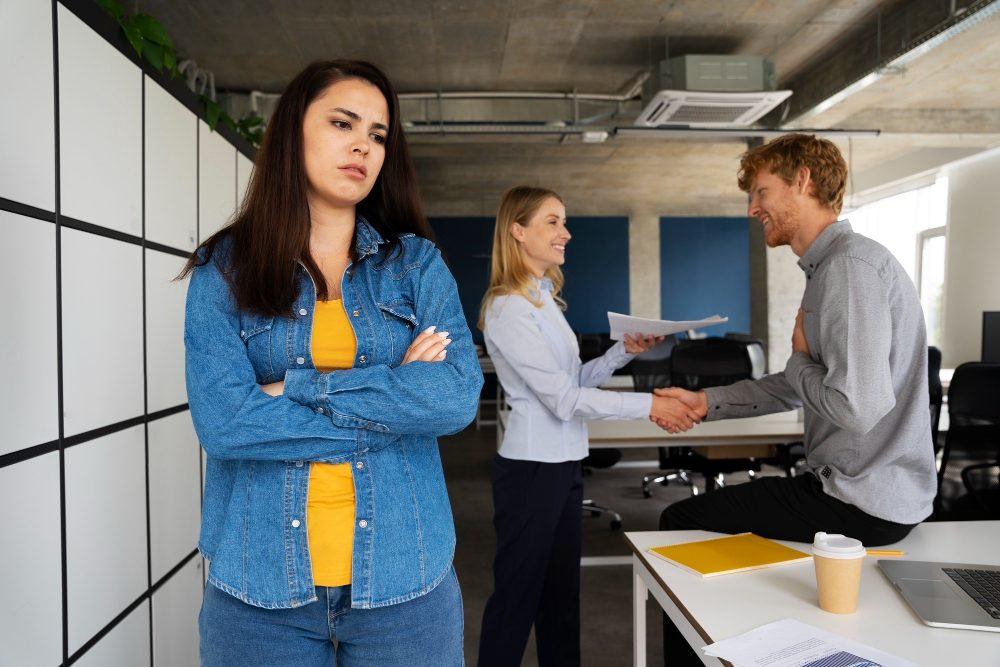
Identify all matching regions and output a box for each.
[628,338,700,495]
[581,448,623,530]
[578,332,652,530]
[928,345,943,454]
[641,336,765,496]
[936,362,1000,515]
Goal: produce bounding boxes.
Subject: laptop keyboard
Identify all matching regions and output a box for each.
[943,568,1000,619]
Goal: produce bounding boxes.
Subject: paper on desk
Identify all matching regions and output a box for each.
[607,312,728,340]
[702,618,917,667]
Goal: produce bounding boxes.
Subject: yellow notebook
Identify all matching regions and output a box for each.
[647,532,811,578]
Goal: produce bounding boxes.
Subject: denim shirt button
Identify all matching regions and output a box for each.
[355,461,364,470]
[296,356,305,365]
[291,519,301,528]
[358,519,368,528]
[295,461,303,467]
[352,310,360,317]
[358,355,367,363]
[298,308,307,316]
[317,407,324,414]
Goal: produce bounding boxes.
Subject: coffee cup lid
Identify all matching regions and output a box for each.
[812,532,865,559]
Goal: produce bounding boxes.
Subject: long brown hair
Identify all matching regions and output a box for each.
[180,60,431,316]
[478,186,566,330]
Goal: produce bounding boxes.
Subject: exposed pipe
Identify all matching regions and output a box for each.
[792,0,1000,123]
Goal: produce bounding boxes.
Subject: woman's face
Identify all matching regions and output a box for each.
[302,78,389,213]
[511,196,570,277]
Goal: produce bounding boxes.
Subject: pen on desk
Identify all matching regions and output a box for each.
[867,549,905,556]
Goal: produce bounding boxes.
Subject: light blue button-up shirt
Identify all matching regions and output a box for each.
[483,279,653,463]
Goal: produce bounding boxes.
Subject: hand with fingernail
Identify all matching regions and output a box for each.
[401,325,452,365]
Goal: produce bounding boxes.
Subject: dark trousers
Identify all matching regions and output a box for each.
[658,473,919,665]
[478,455,583,667]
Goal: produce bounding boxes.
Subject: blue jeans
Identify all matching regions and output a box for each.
[200,567,464,667]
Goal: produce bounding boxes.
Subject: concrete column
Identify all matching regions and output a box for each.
[628,209,661,319]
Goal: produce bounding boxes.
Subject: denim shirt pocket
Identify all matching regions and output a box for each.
[238,314,276,382]
[376,300,419,364]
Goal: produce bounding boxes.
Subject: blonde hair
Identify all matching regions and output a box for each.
[478,186,566,330]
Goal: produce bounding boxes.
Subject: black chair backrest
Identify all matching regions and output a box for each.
[928,346,944,452]
[724,332,766,379]
[630,336,676,392]
[928,346,943,405]
[669,337,755,390]
[948,362,1000,424]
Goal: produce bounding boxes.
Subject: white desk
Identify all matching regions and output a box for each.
[626,522,1000,666]
[496,410,805,453]
[587,411,804,450]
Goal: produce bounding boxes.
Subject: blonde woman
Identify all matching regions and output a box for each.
[476,186,699,667]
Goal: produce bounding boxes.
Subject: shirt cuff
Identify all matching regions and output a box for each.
[621,391,654,420]
[283,368,324,409]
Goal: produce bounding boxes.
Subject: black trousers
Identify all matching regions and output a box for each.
[478,455,583,667]
[658,472,919,546]
[658,473,920,666]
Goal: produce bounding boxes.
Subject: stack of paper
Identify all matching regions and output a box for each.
[703,618,918,666]
[607,312,728,340]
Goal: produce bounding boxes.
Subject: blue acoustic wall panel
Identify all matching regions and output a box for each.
[431,215,630,341]
[561,216,630,334]
[660,217,750,338]
[429,217,494,344]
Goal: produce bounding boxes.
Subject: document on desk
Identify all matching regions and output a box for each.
[607,312,728,340]
[703,619,916,667]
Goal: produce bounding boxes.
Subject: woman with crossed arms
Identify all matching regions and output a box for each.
[183,60,482,666]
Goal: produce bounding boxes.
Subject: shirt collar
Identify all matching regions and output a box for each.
[797,219,852,277]
[527,275,554,300]
[354,214,386,257]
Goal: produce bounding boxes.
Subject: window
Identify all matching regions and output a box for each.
[845,177,948,347]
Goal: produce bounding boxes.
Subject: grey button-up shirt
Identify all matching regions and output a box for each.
[704,221,935,525]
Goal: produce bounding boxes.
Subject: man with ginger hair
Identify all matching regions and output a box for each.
[657,133,936,547]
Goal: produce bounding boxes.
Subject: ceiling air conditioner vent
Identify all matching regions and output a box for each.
[635,89,792,128]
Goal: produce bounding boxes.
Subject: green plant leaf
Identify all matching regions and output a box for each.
[204,98,222,131]
[121,21,144,56]
[238,116,264,131]
[143,41,165,71]
[221,114,238,132]
[163,48,177,74]
[96,0,124,22]
[133,14,174,48]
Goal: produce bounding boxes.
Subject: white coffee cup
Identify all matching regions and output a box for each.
[812,532,866,613]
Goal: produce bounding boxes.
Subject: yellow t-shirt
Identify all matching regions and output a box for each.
[308,298,357,587]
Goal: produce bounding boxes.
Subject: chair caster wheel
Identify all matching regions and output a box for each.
[610,520,622,530]
[642,488,652,498]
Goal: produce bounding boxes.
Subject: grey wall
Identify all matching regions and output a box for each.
[942,149,1000,367]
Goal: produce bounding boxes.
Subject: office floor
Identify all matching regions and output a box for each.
[441,424,764,667]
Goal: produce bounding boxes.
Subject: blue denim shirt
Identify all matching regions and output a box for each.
[184,217,483,609]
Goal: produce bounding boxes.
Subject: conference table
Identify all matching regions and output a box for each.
[586,410,805,450]
[497,409,806,454]
[626,521,1000,666]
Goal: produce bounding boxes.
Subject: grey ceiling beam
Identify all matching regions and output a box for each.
[782,0,1000,124]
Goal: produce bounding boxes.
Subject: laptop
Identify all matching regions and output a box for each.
[878,559,1000,632]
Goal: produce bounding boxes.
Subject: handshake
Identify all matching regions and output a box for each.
[649,387,708,434]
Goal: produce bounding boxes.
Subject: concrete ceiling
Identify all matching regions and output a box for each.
[139,0,1000,215]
